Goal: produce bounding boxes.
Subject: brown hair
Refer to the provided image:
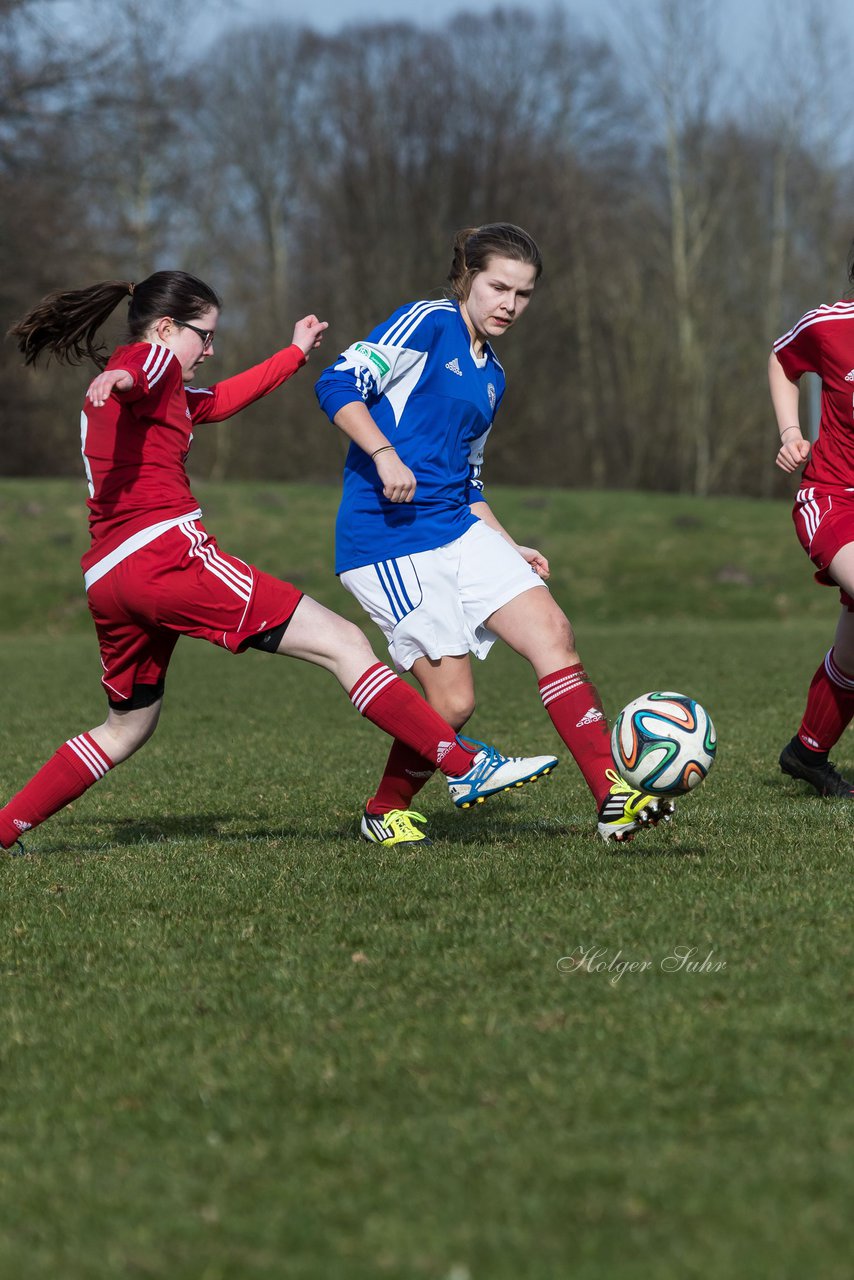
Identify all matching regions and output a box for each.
[7,270,222,369]
[446,223,543,302]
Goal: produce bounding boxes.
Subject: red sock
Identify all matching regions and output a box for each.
[539,665,613,806]
[0,733,114,848]
[367,739,436,816]
[798,649,854,752]
[350,665,475,776]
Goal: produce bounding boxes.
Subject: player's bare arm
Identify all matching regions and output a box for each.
[769,351,811,473]
[332,400,417,503]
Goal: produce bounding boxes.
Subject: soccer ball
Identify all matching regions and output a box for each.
[611,692,717,797]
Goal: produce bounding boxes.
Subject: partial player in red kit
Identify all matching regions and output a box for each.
[770,244,854,796]
[0,270,558,853]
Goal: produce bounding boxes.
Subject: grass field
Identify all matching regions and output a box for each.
[0,480,851,1279]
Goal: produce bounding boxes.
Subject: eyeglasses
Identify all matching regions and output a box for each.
[173,319,215,350]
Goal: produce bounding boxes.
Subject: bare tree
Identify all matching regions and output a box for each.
[4,1,854,496]
[610,0,744,493]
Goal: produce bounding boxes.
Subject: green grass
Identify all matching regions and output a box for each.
[0,481,851,1279]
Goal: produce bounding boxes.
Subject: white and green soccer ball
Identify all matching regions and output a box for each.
[611,691,717,797]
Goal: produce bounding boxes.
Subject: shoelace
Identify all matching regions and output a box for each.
[604,767,634,796]
[456,737,500,777]
[383,809,427,828]
[603,768,662,813]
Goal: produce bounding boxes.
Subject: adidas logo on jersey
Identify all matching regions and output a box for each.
[846,370,854,382]
[445,358,463,376]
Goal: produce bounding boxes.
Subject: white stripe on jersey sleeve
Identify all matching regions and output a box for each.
[774,301,854,351]
[141,342,175,388]
[379,299,455,347]
[332,301,454,421]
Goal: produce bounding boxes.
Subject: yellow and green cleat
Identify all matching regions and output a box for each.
[597,769,675,843]
[360,808,432,847]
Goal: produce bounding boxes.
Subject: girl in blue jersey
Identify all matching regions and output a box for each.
[316,222,673,845]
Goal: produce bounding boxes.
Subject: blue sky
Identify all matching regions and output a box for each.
[198,0,758,49]
[209,0,599,31]
[194,0,851,154]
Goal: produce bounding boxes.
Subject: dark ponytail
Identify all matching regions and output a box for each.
[7,270,222,369]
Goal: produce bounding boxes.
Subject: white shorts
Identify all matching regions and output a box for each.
[339,520,547,671]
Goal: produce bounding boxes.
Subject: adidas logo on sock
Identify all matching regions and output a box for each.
[436,740,455,764]
[576,707,605,727]
[846,370,854,382]
[13,819,32,832]
[445,357,463,376]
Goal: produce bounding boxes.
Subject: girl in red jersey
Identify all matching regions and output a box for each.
[771,250,854,797]
[0,270,557,852]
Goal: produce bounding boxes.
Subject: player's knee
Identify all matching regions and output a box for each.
[555,612,576,653]
[340,619,376,662]
[537,609,577,661]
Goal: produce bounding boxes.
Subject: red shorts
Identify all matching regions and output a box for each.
[792,486,854,608]
[86,520,303,702]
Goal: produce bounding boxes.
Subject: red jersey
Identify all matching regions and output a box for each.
[80,341,305,580]
[773,300,854,490]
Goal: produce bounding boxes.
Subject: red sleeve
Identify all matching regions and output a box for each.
[108,343,181,408]
[773,316,820,381]
[186,344,307,424]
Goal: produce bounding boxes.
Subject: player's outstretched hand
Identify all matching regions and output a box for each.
[375,450,417,503]
[518,545,550,579]
[776,434,811,473]
[86,368,133,407]
[292,315,329,357]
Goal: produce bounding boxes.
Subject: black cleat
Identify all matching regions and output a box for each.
[779,741,854,797]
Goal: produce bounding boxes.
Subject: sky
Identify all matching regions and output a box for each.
[191,0,854,157]
[196,0,760,54]
[206,0,599,31]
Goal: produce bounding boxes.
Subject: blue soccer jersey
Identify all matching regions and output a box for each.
[315,299,505,573]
